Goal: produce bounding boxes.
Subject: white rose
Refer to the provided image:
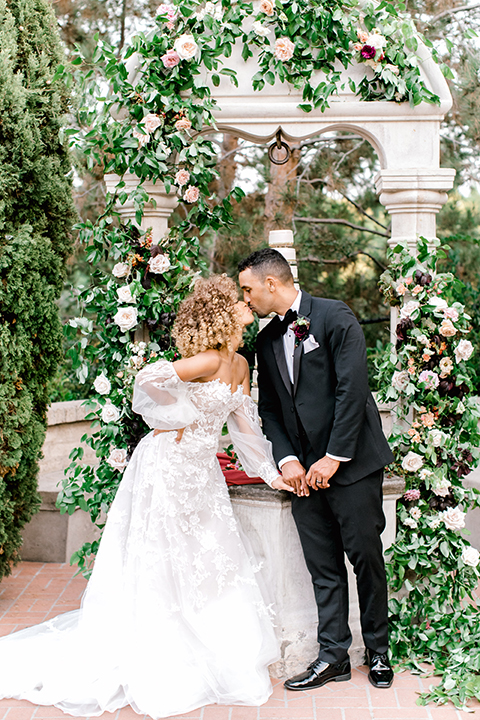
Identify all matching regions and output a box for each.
[114,306,138,332]
[427,296,448,310]
[392,370,409,391]
[252,20,271,36]
[461,545,480,567]
[403,517,418,529]
[402,451,424,473]
[174,34,198,60]
[454,339,474,363]
[112,262,130,278]
[428,429,447,448]
[117,285,136,304]
[400,301,420,319]
[432,478,450,497]
[93,372,111,395]
[101,400,121,424]
[149,254,171,274]
[441,506,466,531]
[107,448,128,472]
[367,31,387,49]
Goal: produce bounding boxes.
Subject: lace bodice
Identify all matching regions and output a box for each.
[133,360,280,487]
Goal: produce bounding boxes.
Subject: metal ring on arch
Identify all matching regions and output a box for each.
[268,130,292,165]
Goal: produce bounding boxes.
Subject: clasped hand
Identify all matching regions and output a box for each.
[281,456,340,496]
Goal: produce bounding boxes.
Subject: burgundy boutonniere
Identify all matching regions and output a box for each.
[292,316,310,347]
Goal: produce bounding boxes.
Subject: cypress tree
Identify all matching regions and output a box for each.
[0,0,76,578]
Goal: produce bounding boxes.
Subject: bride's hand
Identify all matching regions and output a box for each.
[271,476,295,493]
[153,428,185,443]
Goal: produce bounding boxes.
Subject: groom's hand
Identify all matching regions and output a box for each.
[281,460,309,497]
[306,456,340,490]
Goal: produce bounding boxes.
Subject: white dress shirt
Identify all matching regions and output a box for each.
[276,292,351,469]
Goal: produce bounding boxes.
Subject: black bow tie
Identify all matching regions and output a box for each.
[274,309,298,338]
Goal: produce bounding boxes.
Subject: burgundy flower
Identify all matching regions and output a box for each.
[414,270,432,287]
[361,45,376,59]
[396,317,414,349]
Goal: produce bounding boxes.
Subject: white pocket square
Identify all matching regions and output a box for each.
[303,335,320,353]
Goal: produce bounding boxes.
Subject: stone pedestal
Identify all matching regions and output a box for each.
[20,401,100,563]
[229,475,403,679]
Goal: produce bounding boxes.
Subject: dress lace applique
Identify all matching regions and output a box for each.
[0,361,280,718]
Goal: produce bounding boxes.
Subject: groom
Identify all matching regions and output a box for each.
[238,248,395,690]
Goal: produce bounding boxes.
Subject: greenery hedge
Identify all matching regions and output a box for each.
[0,0,76,579]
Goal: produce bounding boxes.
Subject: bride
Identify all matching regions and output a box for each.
[0,274,294,719]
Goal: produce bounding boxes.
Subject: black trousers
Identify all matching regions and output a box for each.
[291,426,389,663]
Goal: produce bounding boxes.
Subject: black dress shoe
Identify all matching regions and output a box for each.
[284,658,351,691]
[365,649,394,688]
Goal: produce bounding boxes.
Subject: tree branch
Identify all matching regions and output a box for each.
[293,216,390,238]
[430,2,480,24]
[301,179,390,230]
[300,251,388,272]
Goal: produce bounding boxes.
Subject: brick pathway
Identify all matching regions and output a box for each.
[0,563,478,720]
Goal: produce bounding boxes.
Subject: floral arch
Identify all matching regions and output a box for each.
[63,0,480,708]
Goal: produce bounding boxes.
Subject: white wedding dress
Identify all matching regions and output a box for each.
[0,361,281,718]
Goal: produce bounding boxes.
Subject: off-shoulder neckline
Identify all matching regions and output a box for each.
[169,363,244,397]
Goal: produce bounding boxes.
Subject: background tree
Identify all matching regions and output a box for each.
[0,0,76,578]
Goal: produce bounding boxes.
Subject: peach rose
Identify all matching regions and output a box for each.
[174,34,198,60]
[260,0,274,15]
[143,113,163,133]
[439,319,456,337]
[175,169,190,186]
[184,185,200,203]
[133,127,149,147]
[274,37,295,62]
[175,117,192,131]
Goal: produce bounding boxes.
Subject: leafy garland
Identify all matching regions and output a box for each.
[376,238,480,710]
[59,0,446,572]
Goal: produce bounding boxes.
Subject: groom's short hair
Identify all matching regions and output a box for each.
[238,248,293,285]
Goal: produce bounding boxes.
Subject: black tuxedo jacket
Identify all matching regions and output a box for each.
[256,291,394,486]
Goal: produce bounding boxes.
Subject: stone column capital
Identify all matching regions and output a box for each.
[104,172,178,241]
[374,168,455,250]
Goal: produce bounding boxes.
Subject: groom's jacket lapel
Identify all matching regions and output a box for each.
[293,292,313,394]
[268,292,314,397]
[270,318,292,396]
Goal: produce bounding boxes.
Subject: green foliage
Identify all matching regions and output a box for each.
[0,0,76,578]
[376,238,480,710]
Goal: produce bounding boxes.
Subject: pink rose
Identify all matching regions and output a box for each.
[157,3,176,22]
[161,49,180,68]
[443,307,459,322]
[274,37,295,62]
[175,169,190,186]
[184,185,200,203]
[175,117,192,131]
[418,370,439,390]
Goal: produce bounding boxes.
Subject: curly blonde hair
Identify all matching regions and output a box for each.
[172,275,243,357]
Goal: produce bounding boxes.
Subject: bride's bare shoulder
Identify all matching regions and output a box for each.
[173,350,222,382]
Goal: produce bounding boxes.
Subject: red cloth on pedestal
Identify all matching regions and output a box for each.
[216,452,265,486]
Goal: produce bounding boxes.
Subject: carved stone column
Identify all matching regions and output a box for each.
[104,172,178,241]
[375,169,455,251]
